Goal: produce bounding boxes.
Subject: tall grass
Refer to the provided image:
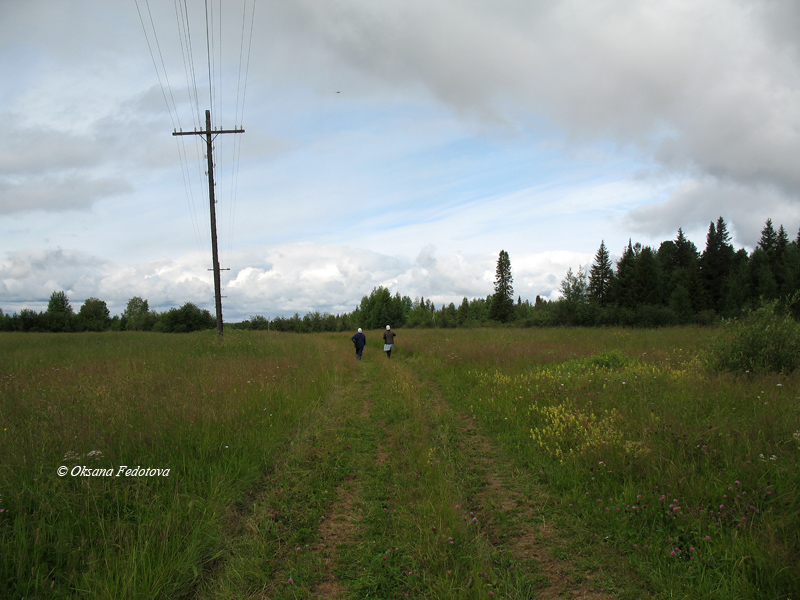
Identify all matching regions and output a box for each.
[3,326,798,599]
[415,327,800,599]
[0,330,352,598]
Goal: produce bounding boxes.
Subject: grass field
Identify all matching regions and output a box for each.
[1,327,798,599]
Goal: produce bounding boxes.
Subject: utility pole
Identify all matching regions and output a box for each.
[173,110,244,339]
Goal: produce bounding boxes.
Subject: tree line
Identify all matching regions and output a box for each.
[553,216,800,327]
[236,217,800,331]
[0,295,215,333]
[3,217,798,333]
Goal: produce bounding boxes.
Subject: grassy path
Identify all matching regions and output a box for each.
[3,329,796,598]
[198,344,640,599]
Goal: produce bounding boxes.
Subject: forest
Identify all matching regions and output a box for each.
[3,217,799,333]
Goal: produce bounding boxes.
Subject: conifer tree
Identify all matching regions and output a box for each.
[674,227,699,268]
[489,250,514,322]
[632,246,659,305]
[777,225,789,258]
[610,240,637,308]
[588,240,614,306]
[758,218,777,252]
[700,217,734,313]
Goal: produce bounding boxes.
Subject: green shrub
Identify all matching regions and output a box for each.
[159,303,215,333]
[581,349,631,369]
[705,299,800,374]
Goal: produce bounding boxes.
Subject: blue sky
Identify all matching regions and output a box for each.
[2,1,800,320]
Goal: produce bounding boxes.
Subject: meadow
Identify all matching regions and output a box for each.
[0,327,797,599]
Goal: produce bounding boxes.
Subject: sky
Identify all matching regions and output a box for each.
[3,1,800,321]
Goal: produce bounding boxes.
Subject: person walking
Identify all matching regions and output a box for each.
[383,325,396,359]
[351,328,366,361]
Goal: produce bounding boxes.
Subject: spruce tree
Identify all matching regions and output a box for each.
[700,217,734,313]
[674,227,699,268]
[489,250,514,322]
[588,240,614,306]
[632,246,659,305]
[610,240,637,308]
[759,218,777,252]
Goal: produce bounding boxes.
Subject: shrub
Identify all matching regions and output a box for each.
[581,349,631,370]
[705,299,800,374]
[160,303,215,333]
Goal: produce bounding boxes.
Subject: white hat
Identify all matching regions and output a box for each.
[386,325,391,330]
[357,328,362,332]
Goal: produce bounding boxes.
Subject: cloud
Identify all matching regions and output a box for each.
[274,1,800,211]
[0,175,132,214]
[223,243,587,318]
[3,1,800,318]
[626,178,800,249]
[1,242,589,320]
[0,248,212,316]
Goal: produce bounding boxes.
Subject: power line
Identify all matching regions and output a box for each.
[174,0,202,128]
[134,0,179,129]
[204,0,215,119]
[136,1,256,333]
[225,0,257,266]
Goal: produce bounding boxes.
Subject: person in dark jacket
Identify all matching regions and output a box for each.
[383,325,396,359]
[351,327,366,361]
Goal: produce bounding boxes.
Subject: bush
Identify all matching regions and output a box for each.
[705,299,800,374]
[159,303,216,333]
[581,349,631,370]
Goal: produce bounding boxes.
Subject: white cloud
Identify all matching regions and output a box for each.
[3,1,800,318]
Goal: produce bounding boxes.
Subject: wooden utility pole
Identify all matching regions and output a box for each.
[173,110,244,339]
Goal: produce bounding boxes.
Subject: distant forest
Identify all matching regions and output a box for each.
[3,217,799,333]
